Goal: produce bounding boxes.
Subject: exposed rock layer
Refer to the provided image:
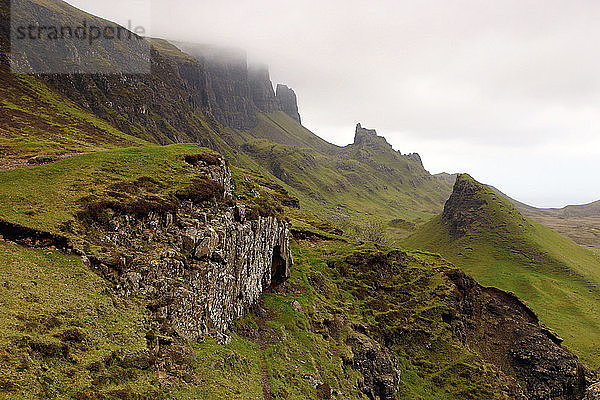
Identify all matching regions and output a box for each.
[3,1,303,139]
[447,269,592,400]
[442,174,488,238]
[248,63,282,114]
[86,158,293,341]
[175,43,302,130]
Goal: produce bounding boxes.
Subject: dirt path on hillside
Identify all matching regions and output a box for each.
[0,153,85,172]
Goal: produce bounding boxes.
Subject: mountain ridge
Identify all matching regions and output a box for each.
[0,0,457,228]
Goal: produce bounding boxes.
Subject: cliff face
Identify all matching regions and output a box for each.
[174,43,301,130]
[176,44,260,130]
[248,63,282,113]
[276,84,302,124]
[91,205,291,343]
[37,38,304,140]
[2,0,303,142]
[40,45,218,146]
[84,157,293,342]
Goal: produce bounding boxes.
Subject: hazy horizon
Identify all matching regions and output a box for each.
[63,0,600,208]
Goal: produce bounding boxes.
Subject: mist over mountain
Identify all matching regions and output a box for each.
[63,0,600,207]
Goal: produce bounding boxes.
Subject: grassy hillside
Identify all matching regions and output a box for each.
[0,230,522,399]
[0,145,217,234]
[0,241,157,399]
[0,146,512,399]
[491,186,600,249]
[4,2,596,398]
[1,0,456,229]
[240,113,454,237]
[0,66,148,170]
[403,174,600,368]
[245,112,337,153]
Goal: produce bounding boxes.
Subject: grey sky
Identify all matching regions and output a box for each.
[66,0,600,207]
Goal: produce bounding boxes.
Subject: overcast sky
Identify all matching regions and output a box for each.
[66,0,600,208]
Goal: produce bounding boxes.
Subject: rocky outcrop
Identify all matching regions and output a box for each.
[175,43,303,130]
[346,330,399,400]
[406,152,423,167]
[275,84,301,124]
[442,174,488,238]
[446,269,593,400]
[85,158,292,342]
[584,383,600,399]
[332,249,596,400]
[353,123,395,151]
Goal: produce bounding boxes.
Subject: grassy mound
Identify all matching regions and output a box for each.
[0,144,219,234]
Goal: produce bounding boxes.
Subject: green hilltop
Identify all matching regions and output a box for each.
[403,174,600,367]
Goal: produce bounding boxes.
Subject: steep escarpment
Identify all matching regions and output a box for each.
[86,158,293,342]
[0,145,293,343]
[172,42,302,130]
[1,0,455,229]
[1,0,303,146]
[248,63,283,113]
[174,43,260,130]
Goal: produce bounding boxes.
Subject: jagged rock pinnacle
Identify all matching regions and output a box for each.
[353,123,396,152]
[276,84,301,124]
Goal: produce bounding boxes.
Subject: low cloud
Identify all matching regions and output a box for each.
[66,0,600,206]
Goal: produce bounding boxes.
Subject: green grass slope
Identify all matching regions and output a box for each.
[0,234,517,399]
[403,174,600,368]
[161,234,572,399]
[245,112,338,153]
[0,144,215,234]
[2,0,455,229]
[491,186,600,249]
[241,114,454,236]
[0,241,157,399]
